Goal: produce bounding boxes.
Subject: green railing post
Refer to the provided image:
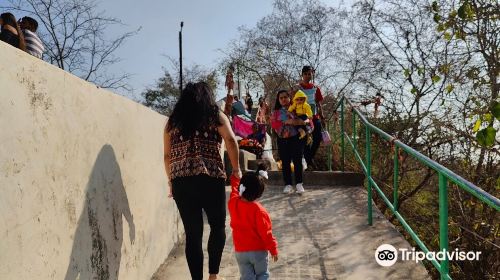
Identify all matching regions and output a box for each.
[331,96,500,279]
[393,145,399,211]
[366,126,372,225]
[341,100,345,172]
[352,112,357,151]
[439,173,449,279]
[327,122,332,171]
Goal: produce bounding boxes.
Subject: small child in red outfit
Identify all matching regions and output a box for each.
[228,164,278,279]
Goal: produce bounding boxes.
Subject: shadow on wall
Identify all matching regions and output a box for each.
[65,144,135,280]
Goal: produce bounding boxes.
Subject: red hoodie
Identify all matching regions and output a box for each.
[228,175,278,256]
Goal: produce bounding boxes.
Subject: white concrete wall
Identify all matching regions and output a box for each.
[0,42,182,279]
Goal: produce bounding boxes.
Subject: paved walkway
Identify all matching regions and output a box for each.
[152,185,430,280]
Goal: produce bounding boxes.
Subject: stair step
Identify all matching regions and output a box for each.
[247,159,278,171]
[266,170,365,187]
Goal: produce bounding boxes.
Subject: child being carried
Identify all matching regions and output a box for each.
[288,90,313,144]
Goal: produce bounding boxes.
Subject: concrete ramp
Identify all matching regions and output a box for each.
[152,185,430,280]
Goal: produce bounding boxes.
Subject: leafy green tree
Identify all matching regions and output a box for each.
[432,0,499,147]
[142,59,218,116]
[142,72,180,116]
[351,1,499,278]
[220,0,363,106]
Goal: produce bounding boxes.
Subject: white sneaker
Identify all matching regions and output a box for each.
[296,183,305,194]
[302,158,308,171]
[283,185,293,194]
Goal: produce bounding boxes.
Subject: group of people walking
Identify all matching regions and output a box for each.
[0,12,44,58]
[163,65,324,279]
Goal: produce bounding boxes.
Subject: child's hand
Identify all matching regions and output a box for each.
[271,254,278,262]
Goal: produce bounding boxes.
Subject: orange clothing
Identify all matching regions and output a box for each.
[228,176,278,256]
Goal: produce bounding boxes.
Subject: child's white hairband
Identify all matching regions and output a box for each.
[240,171,267,196]
[239,184,246,196]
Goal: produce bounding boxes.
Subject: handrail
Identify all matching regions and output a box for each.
[329,96,500,280]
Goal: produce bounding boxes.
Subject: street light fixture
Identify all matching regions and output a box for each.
[179,21,184,94]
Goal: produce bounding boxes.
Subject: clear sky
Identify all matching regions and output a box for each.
[98,0,346,101]
[98,0,274,101]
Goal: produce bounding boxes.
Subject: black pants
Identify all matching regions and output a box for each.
[277,135,305,185]
[172,175,226,280]
[304,118,322,165]
[296,114,310,135]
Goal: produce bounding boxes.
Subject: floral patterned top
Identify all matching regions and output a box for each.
[169,125,226,180]
[270,107,299,138]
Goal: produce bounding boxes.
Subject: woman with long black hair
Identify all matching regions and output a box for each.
[0,12,26,51]
[164,82,240,280]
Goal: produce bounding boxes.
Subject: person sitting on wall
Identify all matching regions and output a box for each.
[18,16,44,58]
[238,123,266,159]
[0,12,26,51]
[248,123,266,146]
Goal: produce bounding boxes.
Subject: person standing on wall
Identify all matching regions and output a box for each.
[164,82,241,280]
[294,66,325,169]
[0,12,26,51]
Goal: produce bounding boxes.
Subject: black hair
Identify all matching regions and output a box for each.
[274,89,289,110]
[246,95,253,109]
[21,16,38,31]
[166,82,222,136]
[240,163,268,201]
[1,12,26,51]
[1,12,17,27]
[302,65,314,74]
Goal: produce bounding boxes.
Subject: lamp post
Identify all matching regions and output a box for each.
[179,21,184,93]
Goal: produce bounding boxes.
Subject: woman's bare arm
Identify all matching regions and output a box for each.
[163,126,173,197]
[217,112,242,178]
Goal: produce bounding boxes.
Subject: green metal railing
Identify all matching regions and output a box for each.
[327,96,500,280]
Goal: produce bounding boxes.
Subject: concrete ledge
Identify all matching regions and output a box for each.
[247,159,278,171]
[0,42,182,280]
[224,149,256,175]
[266,170,365,187]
